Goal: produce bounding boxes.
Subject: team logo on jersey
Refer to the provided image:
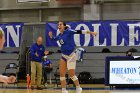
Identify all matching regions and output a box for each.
[59,39,64,45]
[40,48,43,50]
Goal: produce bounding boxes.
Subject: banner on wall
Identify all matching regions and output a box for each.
[46,21,140,46]
[0,23,24,47]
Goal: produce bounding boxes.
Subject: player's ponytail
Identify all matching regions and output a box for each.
[62,22,69,30]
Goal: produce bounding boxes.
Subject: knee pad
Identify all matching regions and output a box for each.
[60,77,66,81]
[70,75,78,81]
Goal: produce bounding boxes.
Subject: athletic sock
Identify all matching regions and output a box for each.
[76,86,81,89]
[76,86,81,88]
[62,88,67,91]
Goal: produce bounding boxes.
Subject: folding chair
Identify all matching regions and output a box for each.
[2,63,19,87]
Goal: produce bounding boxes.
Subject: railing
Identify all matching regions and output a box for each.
[26,49,30,75]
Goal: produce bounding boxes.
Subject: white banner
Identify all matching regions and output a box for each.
[110,60,140,84]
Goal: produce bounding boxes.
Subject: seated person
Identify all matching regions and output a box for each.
[0,75,16,85]
[42,56,53,84]
[126,50,132,56]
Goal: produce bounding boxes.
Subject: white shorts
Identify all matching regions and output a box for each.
[62,53,77,70]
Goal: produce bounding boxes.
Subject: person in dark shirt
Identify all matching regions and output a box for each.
[126,50,132,56]
[30,36,48,90]
[42,56,53,84]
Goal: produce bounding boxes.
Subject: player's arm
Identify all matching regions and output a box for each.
[75,30,97,36]
[0,76,8,85]
[49,32,59,41]
[69,29,97,36]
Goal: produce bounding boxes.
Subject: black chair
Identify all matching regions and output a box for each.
[2,63,19,87]
[54,67,69,88]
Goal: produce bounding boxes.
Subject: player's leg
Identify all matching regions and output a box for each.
[67,53,82,93]
[68,69,82,93]
[43,68,47,84]
[59,58,68,93]
[31,62,36,88]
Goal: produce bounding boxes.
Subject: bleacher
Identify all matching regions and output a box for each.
[0,46,139,83]
[46,46,140,81]
[0,48,19,74]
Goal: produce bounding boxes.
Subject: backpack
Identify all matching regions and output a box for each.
[78,71,93,84]
[102,48,111,53]
[129,48,137,52]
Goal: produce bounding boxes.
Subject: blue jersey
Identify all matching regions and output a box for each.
[52,28,78,56]
[42,59,52,66]
[30,43,45,62]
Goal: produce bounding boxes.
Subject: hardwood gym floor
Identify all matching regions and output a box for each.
[0,84,139,93]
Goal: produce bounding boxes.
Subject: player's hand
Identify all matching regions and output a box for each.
[49,32,53,38]
[44,50,49,55]
[92,32,97,36]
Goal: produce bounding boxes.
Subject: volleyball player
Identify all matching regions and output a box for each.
[0,75,16,85]
[49,21,97,93]
[0,30,16,85]
[0,30,5,50]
